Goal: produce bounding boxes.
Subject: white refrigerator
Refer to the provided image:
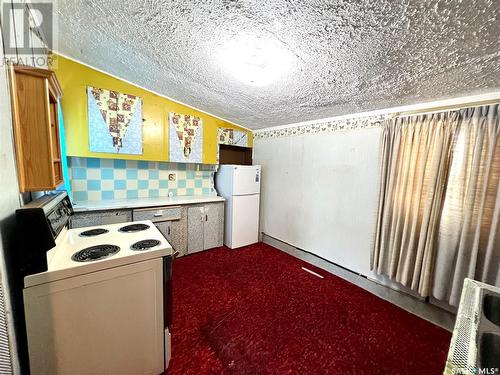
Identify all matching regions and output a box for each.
[215,165,261,249]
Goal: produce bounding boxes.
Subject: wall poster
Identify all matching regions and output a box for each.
[218,128,248,147]
[169,112,203,163]
[87,86,143,154]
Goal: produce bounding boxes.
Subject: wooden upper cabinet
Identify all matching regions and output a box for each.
[9,65,64,192]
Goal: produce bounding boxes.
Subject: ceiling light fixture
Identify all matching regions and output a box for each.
[218,34,294,87]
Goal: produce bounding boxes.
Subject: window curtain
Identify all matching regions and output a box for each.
[372,104,500,306]
[371,113,460,297]
[432,105,500,306]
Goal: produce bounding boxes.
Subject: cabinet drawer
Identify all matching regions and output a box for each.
[133,206,181,223]
[71,210,132,228]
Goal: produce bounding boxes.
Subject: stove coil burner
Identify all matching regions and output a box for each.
[131,239,161,251]
[118,223,150,233]
[79,228,109,237]
[72,245,120,262]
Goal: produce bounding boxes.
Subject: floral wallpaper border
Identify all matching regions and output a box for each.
[254,115,388,139]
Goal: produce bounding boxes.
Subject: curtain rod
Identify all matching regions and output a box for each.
[391,97,500,118]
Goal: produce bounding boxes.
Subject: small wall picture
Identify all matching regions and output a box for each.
[218,127,248,147]
[87,86,143,154]
[169,112,203,163]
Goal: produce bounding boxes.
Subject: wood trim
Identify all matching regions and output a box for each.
[9,64,27,190]
[44,79,56,187]
[48,73,63,98]
[13,64,63,98]
[21,183,62,192]
[50,94,63,185]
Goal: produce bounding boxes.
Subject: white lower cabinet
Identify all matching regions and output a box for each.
[187,203,223,254]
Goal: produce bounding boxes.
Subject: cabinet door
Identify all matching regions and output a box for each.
[154,221,189,257]
[10,65,63,192]
[170,219,187,257]
[187,206,204,254]
[203,203,221,250]
[154,221,172,244]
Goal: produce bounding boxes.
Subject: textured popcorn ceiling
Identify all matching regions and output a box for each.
[55,0,500,129]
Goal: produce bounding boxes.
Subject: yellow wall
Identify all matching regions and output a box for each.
[51,55,252,164]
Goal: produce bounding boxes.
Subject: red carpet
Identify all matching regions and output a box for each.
[166,243,451,374]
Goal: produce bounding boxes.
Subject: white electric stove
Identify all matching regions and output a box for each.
[25,220,171,287]
[16,192,173,375]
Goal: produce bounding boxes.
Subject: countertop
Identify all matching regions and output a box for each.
[72,195,225,212]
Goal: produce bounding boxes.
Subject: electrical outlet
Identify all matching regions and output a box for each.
[168,173,176,181]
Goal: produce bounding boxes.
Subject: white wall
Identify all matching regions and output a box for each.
[253,89,500,291]
[0,1,51,372]
[0,29,20,375]
[254,127,382,276]
[254,123,437,299]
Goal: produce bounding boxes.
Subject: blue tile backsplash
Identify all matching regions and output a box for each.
[68,157,217,202]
